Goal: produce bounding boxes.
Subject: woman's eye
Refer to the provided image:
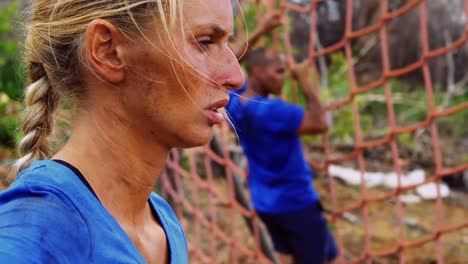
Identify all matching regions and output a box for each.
[197,37,215,49]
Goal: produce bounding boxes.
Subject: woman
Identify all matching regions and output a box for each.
[0,0,243,263]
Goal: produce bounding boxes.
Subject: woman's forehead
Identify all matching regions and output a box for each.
[183,0,233,32]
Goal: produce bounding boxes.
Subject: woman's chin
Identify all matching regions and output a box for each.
[176,128,213,148]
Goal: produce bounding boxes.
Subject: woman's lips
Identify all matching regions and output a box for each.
[204,98,229,124]
[203,108,225,124]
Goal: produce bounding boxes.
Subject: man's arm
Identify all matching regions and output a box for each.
[291,61,329,135]
[232,10,283,62]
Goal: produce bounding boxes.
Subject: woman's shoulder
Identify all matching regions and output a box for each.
[0,160,92,229]
[0,161,91,262]
[0,159,88,221]
[0,197,91,263]
[10,160,78,187]
[2,160,85,205]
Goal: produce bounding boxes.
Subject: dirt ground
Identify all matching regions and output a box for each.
[315,177,468,264]
[177,172,467,264]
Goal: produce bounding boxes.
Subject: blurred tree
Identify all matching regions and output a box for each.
[0,0,25,101]
[286,0,467,90]
[0,0,23,150]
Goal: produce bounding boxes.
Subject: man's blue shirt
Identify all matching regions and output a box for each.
[0,160,188,263]
[226,85,319,214]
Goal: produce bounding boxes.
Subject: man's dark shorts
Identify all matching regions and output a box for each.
[257,201,338,264]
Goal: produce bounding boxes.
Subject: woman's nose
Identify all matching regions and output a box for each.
[220,49,245,90]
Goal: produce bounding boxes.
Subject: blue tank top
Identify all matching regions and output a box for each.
[0,160,188,263]
[227,85,319,214]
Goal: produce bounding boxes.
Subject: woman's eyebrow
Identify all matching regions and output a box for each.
[191,23,232,38]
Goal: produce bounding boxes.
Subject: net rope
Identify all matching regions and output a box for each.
[159,0,468,263]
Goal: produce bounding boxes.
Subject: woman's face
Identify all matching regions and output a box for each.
[122,0,244,149]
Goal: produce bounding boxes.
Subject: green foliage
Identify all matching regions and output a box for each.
[0,93,21,149]
[327,53,350,100]
[236,2,258,35]
[397,133,417,149]
[299,51,467,148]
[234,2,286,53]
[180,154,190,171]
[358,78,468,140]
[326,53,362,143]
[435,93,468,137]
[0,0,25,101]
[0,1,24,150]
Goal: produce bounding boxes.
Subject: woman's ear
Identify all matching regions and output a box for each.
[85,19,127,83]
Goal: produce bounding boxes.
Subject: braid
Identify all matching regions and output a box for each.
[6,63,59,182]
[3,0,184,185]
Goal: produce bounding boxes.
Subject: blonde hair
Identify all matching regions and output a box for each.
[7,0,183,182]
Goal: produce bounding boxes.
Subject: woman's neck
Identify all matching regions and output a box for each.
[53,104,169,224]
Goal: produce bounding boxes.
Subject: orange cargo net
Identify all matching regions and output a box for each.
[158,0,468,263]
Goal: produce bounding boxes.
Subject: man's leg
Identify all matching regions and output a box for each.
[257,212,294,263]
[281,202,329,264]
[325,225,339,262]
